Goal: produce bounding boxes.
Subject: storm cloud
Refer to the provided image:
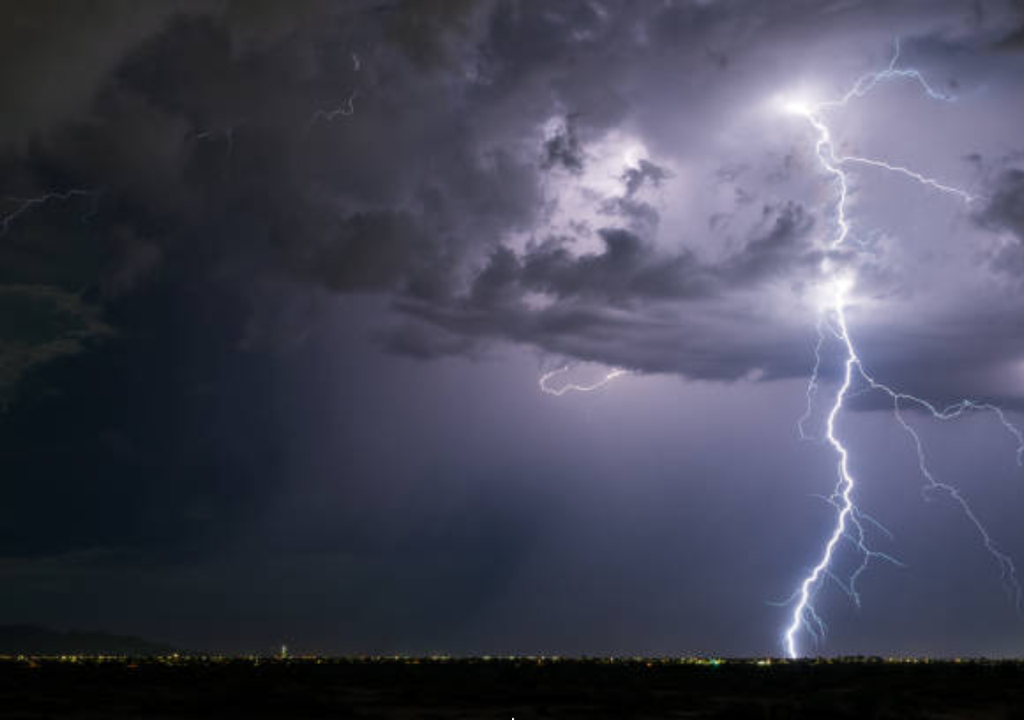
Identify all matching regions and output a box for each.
[4,0,1024,655]
[3,0,1024,401]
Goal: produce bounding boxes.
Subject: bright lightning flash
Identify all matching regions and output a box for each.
[539,365,628,396]
[781,40,1023,659]
[780,98,814,118]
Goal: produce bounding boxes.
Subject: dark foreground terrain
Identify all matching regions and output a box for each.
[1,656,1022,719]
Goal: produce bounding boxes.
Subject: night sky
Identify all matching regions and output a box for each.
[3,0,1024,658]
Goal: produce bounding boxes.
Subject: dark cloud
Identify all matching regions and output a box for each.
[4,0,1021,401]
[1,1,1024,527]
[0,285,111,408]
[719,203,818,285]
[599,196,662,233]
[3,0,1024,657]
[517,228,710,304]
[0,1,203,151]
[388,201,819,380]
[978,168,1024,275]
[301,211,442,295]
[995,19,1024,50]
[621,159,672,198]
[541,119,585,175]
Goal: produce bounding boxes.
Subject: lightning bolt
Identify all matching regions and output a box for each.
[0,189,101,238]
[308,51,361,128]
[782,39,1023,658]
[539,365,628,396]
[309,90,358,127]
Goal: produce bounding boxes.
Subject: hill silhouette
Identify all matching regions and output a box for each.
[0,625,178,656]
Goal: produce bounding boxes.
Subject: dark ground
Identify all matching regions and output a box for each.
[1,656,1022,719]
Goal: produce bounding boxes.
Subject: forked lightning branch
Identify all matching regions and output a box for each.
[538,39,1024,660]
[779,40,1024,658]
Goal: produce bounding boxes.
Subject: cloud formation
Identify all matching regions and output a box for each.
[2,0,1024,402]
[6,1,1024,654]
